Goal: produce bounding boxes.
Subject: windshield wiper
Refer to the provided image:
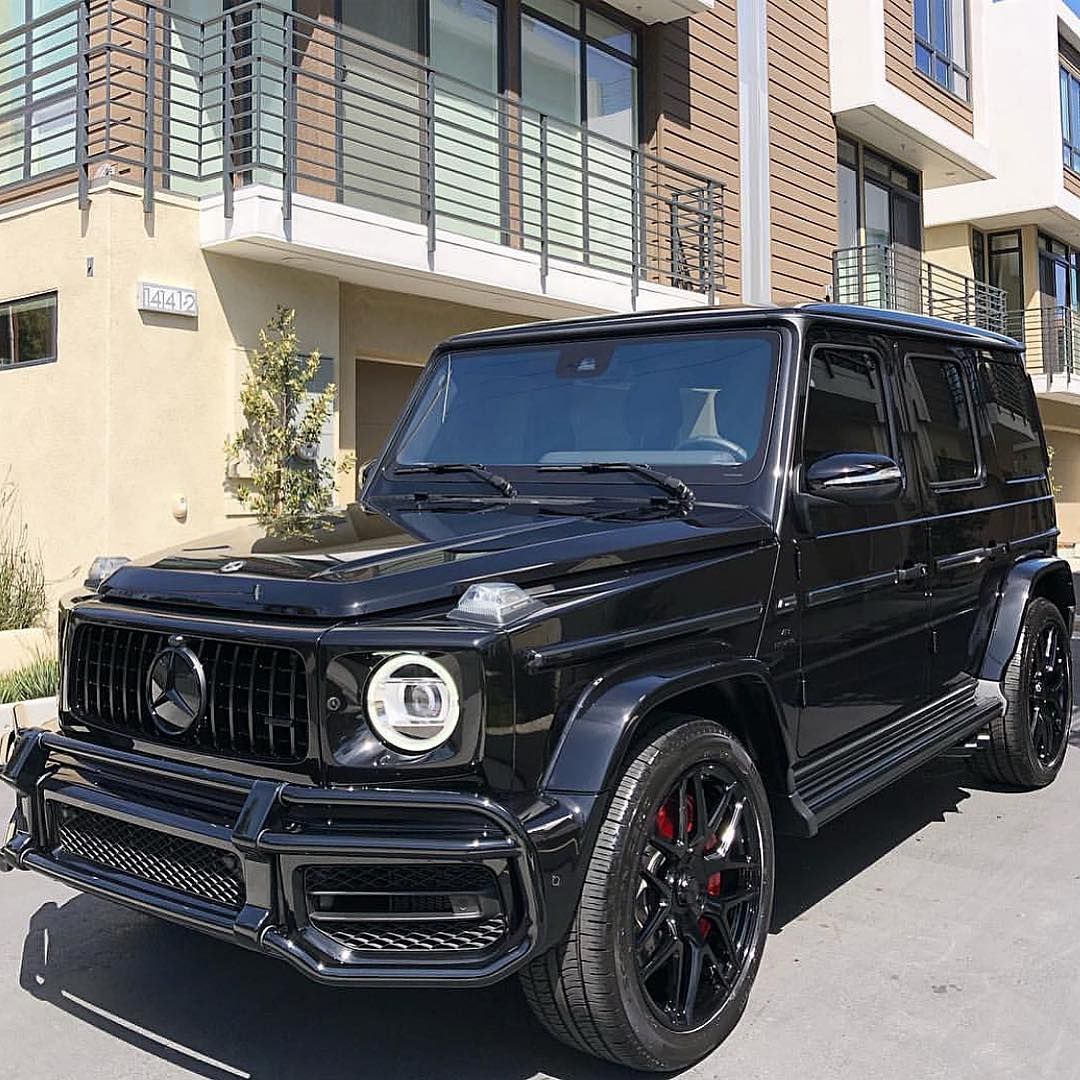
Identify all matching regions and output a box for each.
[538,462,695,509]
[392,462,517,498]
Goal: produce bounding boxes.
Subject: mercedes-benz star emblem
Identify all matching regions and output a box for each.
[146,636,206,736]
[220,560,245,574]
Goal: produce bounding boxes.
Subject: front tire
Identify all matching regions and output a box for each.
[976,598,1071,788]
[520,717,774,1072]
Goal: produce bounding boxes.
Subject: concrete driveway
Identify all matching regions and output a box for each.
[0,727,1076,1079]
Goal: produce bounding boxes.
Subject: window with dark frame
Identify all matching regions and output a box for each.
[971,228,987,283]
[0,292,57,368]
[1061,64,1080,174]
[978,356,1047,482]
[521,0,640,145]
[913,0,970,101]
[803,349,893,469]
[333,0,641,144]
[988,230,1024,315]
[904,356,978,484]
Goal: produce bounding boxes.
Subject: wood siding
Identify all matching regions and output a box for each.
[766,0,837,303]
[645,2,741,301]
[883,0,974,135]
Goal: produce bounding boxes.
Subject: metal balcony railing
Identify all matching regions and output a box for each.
[832,245,1008,334]
[1005,306,1080,379]
[0,0,724,299]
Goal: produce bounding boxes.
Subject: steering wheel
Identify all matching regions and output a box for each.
[675,435,749,462]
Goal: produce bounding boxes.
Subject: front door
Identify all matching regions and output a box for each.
[794,339,932,757]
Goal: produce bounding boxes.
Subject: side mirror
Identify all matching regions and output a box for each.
[804,452,902,504]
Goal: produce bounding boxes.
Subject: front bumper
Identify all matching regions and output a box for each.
[1,729,554,987]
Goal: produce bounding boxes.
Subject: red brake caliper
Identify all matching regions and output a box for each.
[655,793,696,841]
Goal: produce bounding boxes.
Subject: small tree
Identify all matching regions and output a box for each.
[225,307,339,529]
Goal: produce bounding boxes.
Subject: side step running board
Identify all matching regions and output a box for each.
[791,680,1003,831]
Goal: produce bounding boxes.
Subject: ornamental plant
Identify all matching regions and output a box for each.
[0,476,47,632]
[225,307,339,530]
[0,652,58,704]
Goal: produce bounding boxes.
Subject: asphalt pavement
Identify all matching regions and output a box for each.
[0,672,1076,1078]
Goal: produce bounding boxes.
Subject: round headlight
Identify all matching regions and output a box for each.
[365,654,460,753]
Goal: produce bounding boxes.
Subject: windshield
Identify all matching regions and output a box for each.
[391,331,780,475]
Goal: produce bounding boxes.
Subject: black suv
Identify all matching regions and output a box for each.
[2,305,1073,1071]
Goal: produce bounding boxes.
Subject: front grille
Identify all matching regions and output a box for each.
[67,623,309,763]
[304,864,507,954]
[52,805,245,910]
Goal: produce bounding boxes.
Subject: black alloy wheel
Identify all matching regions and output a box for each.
[520,717,774,1072]
[1027,618,1070,767]
[634,762,764,1031]
[977,597,1072,788]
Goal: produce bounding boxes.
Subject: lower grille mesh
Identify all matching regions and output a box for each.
[321,917,508,953]
[53,806,245,910]
[304,863,507,954]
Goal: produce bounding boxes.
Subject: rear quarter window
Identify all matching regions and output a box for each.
[902,355,979,486]
[977,353,1046,482]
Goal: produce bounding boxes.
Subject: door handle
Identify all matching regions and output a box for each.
[895,563,928,584]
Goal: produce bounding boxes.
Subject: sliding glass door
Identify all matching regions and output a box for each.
[520,2,638,270]
[430,0,501,243]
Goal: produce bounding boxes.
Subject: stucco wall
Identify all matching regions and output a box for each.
[923,224,975,279]
[1037,397,1080,547]
[0,183,341,597]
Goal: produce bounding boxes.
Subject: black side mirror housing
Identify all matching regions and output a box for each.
[804,452,903,504]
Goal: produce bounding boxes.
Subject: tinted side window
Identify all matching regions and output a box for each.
[904,356,978,484]
[978,356,1046,480]
[803,347,892,467]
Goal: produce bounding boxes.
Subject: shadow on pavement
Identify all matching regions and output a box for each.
[771,757,972,931]
[18,894,623,1080]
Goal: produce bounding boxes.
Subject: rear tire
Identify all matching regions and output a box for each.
[975,598,1071,788]
[519,717,774,1072]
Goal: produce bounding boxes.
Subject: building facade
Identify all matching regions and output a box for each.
[0,0,1075,594]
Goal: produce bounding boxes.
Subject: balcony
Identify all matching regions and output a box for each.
[1006,306,1080,396]
[831,245,1008,333]
[0,0,724,315]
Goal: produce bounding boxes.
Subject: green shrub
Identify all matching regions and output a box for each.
[0,477,47,632]
[0,653,58,704]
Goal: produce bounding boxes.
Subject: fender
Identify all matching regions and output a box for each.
[980,556,1075,682]
[530,653,802,951]
[541,651,794,796]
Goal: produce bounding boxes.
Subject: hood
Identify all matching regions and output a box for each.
[94,501,773,620]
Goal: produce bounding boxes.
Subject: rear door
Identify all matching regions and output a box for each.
[794,338,932,757]
[895,345,989,696]
[902,344,1056,696]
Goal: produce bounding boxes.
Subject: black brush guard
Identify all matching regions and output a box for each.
[1,729,546,987]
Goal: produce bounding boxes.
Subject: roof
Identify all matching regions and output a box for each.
[444,302,1023,352]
